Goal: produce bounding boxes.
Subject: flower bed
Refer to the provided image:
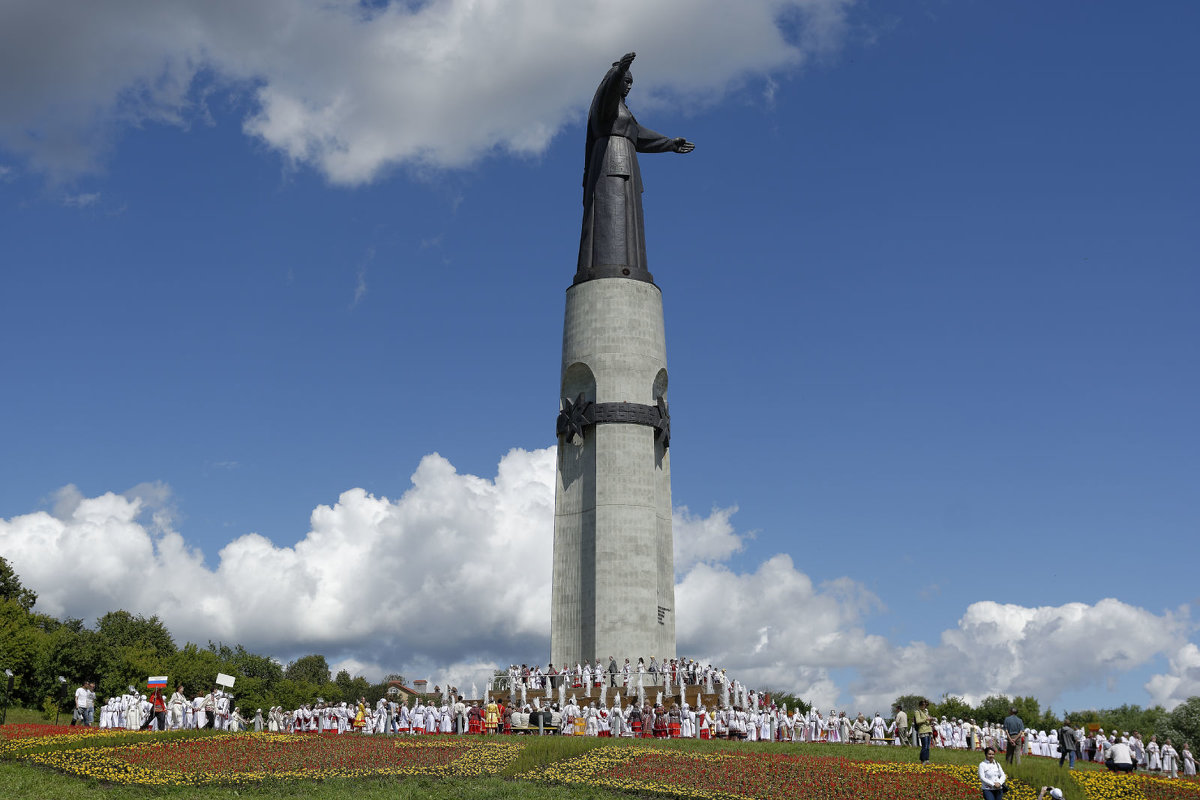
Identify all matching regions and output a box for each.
[1074,770,1200,800]
[521,746,1040,800]
[19,734,522,786]
[10,728,1200,798]
[0,724,151,755]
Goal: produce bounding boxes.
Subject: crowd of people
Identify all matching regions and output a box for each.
[69,677,1196,780]
[500,656,725,690]
[1062,724,1195,778]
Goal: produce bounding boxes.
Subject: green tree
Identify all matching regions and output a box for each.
[1063,708,1100,726]
[933,694,973,720]
[1159,697,1200,749]
[29,620,101,709]
[284,654,331,685]
[1105,703,1165,737]
[761,691,811,715]
[893,694,930,717]
[272,678,320,711]
[169,642,224,698]
[1011,696,1042,729]
[335,669,354,697]
[974,694,1014,724]
[0,556,38,611]
[96,611,175,660]
[0,597,40,698]
[346,675,372,703]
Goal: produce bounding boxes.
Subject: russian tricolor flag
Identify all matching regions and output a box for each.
[147,676,168,688]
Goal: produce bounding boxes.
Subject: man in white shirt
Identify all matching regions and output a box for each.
[73,682,94,726]
[1106,738,1136,772]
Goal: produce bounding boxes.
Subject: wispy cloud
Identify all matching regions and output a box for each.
[62,191,100,208]
[351,247,375,308]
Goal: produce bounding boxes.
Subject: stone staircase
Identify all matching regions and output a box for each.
[493,683,724,709]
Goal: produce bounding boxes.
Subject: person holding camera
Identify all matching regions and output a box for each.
[979,746,1007,800]
[1037,787,1064,800]
[913,699,935,764]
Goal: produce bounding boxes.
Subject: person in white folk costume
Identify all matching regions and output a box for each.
[167,685,186,730]
[1161,740,1180,779]
[375,698,388,734]
[193,695,207,730]
[609,701,624,737]
[1181,743,1195,776]
[825,710,839,743]
[1148,735,1162,771]
[807,707,823,742]
[870,712,886,744]
[217,691,232,730]
[124,690,141,730]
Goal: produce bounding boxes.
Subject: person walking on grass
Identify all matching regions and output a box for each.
[1059,718,1078,769]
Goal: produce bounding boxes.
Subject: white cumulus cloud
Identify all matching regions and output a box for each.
[1146,643,1200,711]
[0,0,853,182]
[673,504,745,573]
[2,444,1194,710]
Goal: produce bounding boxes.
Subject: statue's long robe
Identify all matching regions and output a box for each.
[577,62,676,281]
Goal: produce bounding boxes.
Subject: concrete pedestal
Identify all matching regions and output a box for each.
[551,276,675,667]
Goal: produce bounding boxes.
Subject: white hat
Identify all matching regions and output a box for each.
[1049,789,1063,800]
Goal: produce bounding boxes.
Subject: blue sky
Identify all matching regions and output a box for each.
[1,0,1197,713]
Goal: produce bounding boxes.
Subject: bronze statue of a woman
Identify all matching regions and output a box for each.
[576,52,694,285]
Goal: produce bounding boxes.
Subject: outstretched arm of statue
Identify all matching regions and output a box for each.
[673,138,695,153]
[598,52,637,120]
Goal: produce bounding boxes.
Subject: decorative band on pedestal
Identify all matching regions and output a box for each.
[556,394,670,448]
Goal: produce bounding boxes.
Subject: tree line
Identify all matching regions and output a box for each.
[0,557,400,716]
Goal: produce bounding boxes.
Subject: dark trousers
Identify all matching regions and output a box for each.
[919,733,932,763]
[1006,740,1019,763]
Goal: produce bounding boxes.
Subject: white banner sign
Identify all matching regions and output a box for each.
[215,673,236,688]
